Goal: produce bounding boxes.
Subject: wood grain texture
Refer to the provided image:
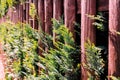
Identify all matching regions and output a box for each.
[53,0,63,20]
[81,0,96,80]
[109,0,120,78]
[38,0,45,31]
[64,0,76,37]
[97,0,108,11]
[44,0,53,34]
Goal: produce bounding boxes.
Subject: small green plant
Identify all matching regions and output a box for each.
[87,14,105,31]
[0,0,28,18]
[0,19,80,80]
[38,19,80,80]
[85,41,105,80]
[110,76,120,80]
[0,21,39,79]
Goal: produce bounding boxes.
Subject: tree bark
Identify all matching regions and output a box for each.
[81,0,96,80]
[108,0,120,78]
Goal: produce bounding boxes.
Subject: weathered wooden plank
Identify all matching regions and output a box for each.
[25,0,29,23]
[44,0,53,34]
[77,0,108,14]
[19,4,24,22]
[53,0,63,42]
[33,0,38,29]
[29,0,34,27]
[108,0,120,78]
[53,0,63,20]
[81,0,96,80]
[77,0,81,14]
[97,0,109,11]
[64,0,76,36]
[12,5,19,23]
[38,0,45,31]
[38,0,45,55]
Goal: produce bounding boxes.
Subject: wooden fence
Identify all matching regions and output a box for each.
[2,0,120,80]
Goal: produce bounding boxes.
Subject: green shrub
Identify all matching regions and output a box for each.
[85,41,105,80]
[0,21,39,79]
[0,19,80,80]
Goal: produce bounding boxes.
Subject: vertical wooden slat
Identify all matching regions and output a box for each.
[81,0,96,80]
[29,0,34,27]
[108,0,120,78]
[25,0,29,23]
[33,0,38,29]
[77,0,81,14]
[38,0,45,31]
[19,4,24,22]
[38,0,45,55]
[23,4,26,23]
[97,0,109,11]
[64,0,76,36]
[12,5,19,23]
[53,0,63,42]
[44,0,53,34]
[53,0,63,20]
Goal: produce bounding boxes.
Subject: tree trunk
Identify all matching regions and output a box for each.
[108,0,120,78]
[81,0,96,80]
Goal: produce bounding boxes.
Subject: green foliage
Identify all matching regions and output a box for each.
[38,19,80,80]
[110,76,120,80]
[0,21,39,79]
[29,3,37,19]
[0,19,80,80]
[0,0,27,18]
[87,14,105,31]
[85,41,105,80]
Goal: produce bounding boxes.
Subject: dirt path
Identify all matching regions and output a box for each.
[0,57,5,80]
[0,44,5,80]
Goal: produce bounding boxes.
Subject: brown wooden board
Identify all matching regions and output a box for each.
[44,0,53,34]
[108,0,120,78]
[81,0,96,80]
[53,0,63,20]
[38,0,45,32]
[77,0,108,14]
[64,0,76,38]
[97,0,109,11]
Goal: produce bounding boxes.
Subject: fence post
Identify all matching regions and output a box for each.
[81,0,96,80]
[53,0,63,42]
[25,0,29,23]
[38,0,45,55]
[64,0,76,37]
[44,0,53,34]
[53,0,63,20]
[108,0,120,78]
[77,0,81,14]
[19,4,24,22]
[38,0,45,32]
[33,0,38,29]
